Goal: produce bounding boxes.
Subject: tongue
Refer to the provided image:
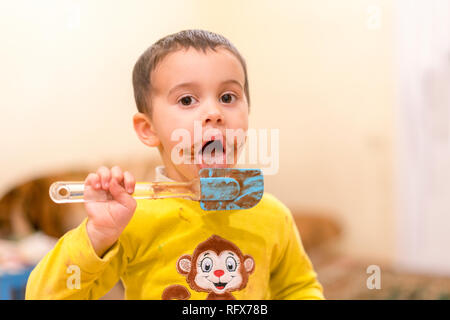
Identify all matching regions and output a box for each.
[202,140,223,153]
[201,140,225,165]
[201,150,225,165]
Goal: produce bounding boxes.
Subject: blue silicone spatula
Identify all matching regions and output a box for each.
[49,168,264,211]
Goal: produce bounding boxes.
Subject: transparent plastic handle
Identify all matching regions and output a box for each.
[49,181,85,203]
[49,181,200,203]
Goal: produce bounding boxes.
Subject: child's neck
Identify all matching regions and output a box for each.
[158,161,189,182]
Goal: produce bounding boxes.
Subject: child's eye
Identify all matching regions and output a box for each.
[178,95,198,106]
[220,93,236,104]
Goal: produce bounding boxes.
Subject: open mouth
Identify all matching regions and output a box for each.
[180,132,243,168]
[189,136,229,168]
[213,281,228,290]
[201,139,225,156]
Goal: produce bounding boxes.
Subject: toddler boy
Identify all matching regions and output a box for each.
[26,29,324,300]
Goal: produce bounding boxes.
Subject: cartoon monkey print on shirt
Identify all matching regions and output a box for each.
[162,235,255,300]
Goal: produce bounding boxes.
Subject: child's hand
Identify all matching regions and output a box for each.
[83,166,137,257]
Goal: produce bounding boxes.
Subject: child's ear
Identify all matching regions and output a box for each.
[133,112,160,147]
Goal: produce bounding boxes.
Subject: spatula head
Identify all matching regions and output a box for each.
[199,168,264,211]
[199,177,240,201]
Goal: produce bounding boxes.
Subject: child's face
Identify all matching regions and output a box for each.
[134,47,249,182]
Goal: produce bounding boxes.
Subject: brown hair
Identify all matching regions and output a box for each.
[132,29,250,117]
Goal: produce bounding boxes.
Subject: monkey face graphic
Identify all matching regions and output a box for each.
[189,249,254,294]
[163,235,255,300]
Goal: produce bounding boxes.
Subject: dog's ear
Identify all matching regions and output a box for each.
[0,189,16,237]
[3,173,87,239]
[0,182,37,238]
[22,177,60,238]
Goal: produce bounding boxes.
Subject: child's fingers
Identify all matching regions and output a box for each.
[109,178,136,210]
[111,166,124,185]
[97,166,111,189]
[111,166,124,182]
[124,171,135,194]
[85,173,101,189]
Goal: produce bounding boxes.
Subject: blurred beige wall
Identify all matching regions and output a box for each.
[0,0,194,191]
[194,0,397,264]
[0,1,397,264]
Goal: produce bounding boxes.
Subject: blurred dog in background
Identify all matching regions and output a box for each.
[0,170,89,239]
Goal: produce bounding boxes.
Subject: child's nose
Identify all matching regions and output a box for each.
[204,113,224,126]
[214,270,224,277]
[202,105,224,126]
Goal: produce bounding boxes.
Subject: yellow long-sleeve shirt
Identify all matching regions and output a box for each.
[25,191,324,300]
